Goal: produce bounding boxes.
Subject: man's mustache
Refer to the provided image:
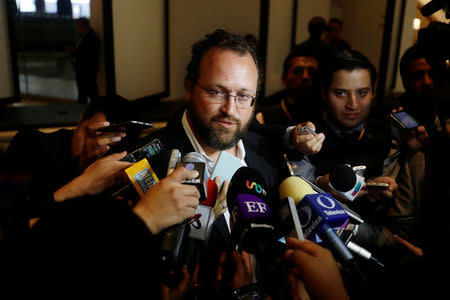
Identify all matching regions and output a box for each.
[211,115,240,125]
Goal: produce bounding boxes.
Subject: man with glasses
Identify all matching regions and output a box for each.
[133,29,318,297]
[138,29,316,193]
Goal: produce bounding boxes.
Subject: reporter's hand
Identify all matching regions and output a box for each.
[231,250,254,290]
[392,107,429,150]
[213,177,229,220]
[284,238,350,300]
[290,122,325,156]
[54,151,132,202]
[78,119,127,169]
[133,166,200,234]
[360,176,398,199]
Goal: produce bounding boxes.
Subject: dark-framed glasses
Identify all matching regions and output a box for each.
[195,81,256,108]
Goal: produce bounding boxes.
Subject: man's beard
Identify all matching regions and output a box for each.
[188,104,254,150]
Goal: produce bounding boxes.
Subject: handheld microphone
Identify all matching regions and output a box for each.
[329,164,365,201]
[278,176,314,240]
[227,167,277,255]
[177,152,208,201]
[421,0,449,17]
[177,152,215,241]
[159,222,191,288]
[337,228,384,268]
[227,168,295,300]
[287,171,364,224]
[279,176,355,266]
[159,150,187,287]
[111,139,163,202]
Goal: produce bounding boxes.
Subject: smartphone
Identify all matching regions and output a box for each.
[121,139,163,162]
[97,120,153,133]
[366,182,389,189]
[390,112,419,131]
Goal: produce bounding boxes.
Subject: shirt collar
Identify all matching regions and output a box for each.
[181,110,246,175]
[324,112,364,137]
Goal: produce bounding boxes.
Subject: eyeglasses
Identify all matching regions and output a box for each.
[195,81,256,108]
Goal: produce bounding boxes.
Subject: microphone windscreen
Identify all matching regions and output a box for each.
[182,152,206,163]
[421,0,444,16]
[329,164,357,192]
[279,176,315,205]
[227,167,268,209]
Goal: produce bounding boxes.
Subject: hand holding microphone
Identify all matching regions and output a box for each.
[290,121,325,156]
[133,166,200,234]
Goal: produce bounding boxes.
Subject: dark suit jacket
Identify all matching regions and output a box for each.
[132,110,287,284]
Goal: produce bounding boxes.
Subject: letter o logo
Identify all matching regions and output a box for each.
[316,195,336,209]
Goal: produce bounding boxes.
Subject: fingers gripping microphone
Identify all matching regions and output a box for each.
[279,176,355,266]
[329,164,365,201]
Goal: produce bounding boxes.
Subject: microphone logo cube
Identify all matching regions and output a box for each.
[177,161,207,200]
[125,158,159,198]
[297,193,348,239]
[236,194,272,220]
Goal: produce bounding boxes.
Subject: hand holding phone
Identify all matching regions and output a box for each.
[365,182,389,190]
[390,111,419,132]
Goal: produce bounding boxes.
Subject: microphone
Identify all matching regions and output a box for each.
[227,167,277,255]
[279,176,355,266]
[337,228,384,268]
[159,150,191,288]
[177,152,215,241]
[111,139,163,202]
[329,164,365,201]
[227,167,297,300]
[421,0,448,17]
[176,152,208,201]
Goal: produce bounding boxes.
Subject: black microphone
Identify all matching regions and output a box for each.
[421,0,448,17]
[329,164,365,202]
[227,167,276,255]
[159,150,199,288]
[226,167,292,300]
